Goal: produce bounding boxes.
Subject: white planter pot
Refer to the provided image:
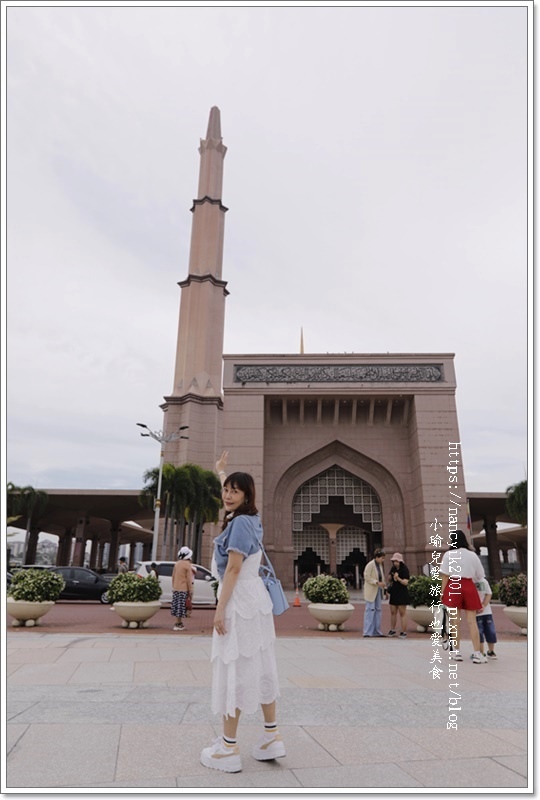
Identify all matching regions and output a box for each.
[112,601,162,629]
[7,599,55,627]
[406,605,434,632]
[503,605,527,635]
[307,602,355,631]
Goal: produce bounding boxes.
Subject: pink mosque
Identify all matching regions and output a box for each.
[159,107,469,587]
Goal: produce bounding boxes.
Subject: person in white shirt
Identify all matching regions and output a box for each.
[474,577,498,659]
[440,529,486,664]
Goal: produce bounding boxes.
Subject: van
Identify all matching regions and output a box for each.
[134,561,217,605]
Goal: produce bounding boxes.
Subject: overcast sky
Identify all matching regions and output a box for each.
[5,2,529,497]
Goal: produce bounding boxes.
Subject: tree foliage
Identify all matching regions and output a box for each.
[139,463,222,560]
[407,575,442,608]
[107,573,162,603]
[498,573,527,607]
[7,484,49,562]
[302,575,350,604]
[8,569,65,602]
[506,480,527,527]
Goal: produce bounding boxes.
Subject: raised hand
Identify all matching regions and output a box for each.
[216,450,229,475]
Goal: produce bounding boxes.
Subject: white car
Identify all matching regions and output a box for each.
[134,561,217,605]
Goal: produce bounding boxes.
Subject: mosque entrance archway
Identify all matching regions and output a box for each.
[292,466,383,587]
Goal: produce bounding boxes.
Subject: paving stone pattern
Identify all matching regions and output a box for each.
[6,633,529,790]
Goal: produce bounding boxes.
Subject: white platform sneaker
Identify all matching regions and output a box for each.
[200,737,242,772]
[252,733,286,761]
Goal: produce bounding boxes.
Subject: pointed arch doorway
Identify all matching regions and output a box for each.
[292,466,383,588]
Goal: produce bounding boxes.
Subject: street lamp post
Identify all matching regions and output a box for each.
[137,423,189,561]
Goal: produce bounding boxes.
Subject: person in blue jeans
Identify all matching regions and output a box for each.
[474,578,498,659]
[363,550,387,637]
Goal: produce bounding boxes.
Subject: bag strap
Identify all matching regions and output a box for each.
[260,544,277,578]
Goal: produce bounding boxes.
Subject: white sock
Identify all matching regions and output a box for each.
[264,722,278,740]
[222,735,237,748]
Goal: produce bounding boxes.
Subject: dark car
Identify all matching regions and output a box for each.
[48,567,113,604]
[11,564,53,572]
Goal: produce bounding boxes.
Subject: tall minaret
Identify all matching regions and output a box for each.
[161,107,229,471]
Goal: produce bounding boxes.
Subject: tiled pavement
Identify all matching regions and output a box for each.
[5,632,529,791]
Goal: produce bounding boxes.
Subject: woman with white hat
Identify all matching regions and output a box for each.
[387,552,410,638]
[171,546,194,631]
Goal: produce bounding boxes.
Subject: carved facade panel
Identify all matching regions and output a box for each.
[234,364,443,383]
[336,527,368,561]
[292,467,382,532]
[293,525,329,561]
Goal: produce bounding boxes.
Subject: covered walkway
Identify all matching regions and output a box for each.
[9,490,155,572]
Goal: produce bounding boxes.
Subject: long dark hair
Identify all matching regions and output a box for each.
[221,472,258,531]
[450,529,471,550]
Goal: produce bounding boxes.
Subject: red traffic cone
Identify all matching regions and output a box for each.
[293,587,301,607]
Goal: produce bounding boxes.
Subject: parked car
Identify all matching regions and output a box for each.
[11,564,54,572]
[134,561,217,605]
[47,567,113,604]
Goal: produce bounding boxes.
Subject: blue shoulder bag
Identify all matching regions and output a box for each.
[259,545,289,616]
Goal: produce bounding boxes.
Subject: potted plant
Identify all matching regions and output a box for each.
[498,573,527,634]
[302,575,355,631]
[7,569,65,627]
[406,575,442,632]
[107,573,162,629]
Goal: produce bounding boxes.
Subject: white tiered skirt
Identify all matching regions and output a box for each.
[211,552,280,718]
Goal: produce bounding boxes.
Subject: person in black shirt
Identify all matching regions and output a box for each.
[387,552,410,637]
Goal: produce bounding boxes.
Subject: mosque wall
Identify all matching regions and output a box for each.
[218,354,465,586]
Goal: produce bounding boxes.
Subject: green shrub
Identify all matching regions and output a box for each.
[407,575,442,608]
[8,569,65,602]
[107,572,162,603]
[498,573,527,607]
[302,575,350,604]
[490,582,499,601]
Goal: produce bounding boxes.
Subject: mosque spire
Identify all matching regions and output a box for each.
[168,107,229,405]
[192,105,227,224]
[206,105,222,139]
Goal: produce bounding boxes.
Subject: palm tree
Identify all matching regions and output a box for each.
[140,464,197,560]
[165,466,194,560]
[506,479,527,527]
[12,485,49,563]
[140,464,177,558]
[7,482,22,526]
[183,464,222,564]
[140,464,222,563]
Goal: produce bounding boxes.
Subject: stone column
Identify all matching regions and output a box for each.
[72,517,88,566]
[63,529,74,565]
[516,545,527,572]
[108,525,120,573]
[97,540,107,572]
[142,542,152,560]
[25,529,39,564]
[482,517,502,581]
[89,538,99,570]
[319,524,341,575]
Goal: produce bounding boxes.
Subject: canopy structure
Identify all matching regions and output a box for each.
[8,487,526,580]
[9,489,155,572]
[468,493,526,578]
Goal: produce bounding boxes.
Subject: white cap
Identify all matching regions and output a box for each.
[178,546,193,560]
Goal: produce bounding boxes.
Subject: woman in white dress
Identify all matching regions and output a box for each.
[200,452,284,773]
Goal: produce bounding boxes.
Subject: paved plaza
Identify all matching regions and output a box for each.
[5,630,529,791]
